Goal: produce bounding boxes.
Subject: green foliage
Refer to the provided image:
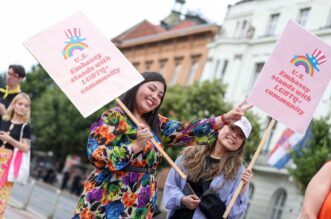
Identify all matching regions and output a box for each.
[21,65,110,165]
[0,73,6,87]
[159,80,261,166]
[288,117,331,193]
[21,65,55,99]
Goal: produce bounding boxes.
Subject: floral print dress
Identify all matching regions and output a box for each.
[72,107,220,219]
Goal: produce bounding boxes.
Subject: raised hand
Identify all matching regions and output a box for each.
[223,100,253,124]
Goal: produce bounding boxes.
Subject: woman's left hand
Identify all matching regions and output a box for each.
[240,168,253,193]
[241,168,253,184]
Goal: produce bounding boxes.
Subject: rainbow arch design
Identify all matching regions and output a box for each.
[291,55,314,76]
[62,42,88,60]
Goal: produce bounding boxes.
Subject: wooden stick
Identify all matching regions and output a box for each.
[223,119,276,218]
[115,98,187,180]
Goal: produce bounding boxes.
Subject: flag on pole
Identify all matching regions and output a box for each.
[267,127,312,169]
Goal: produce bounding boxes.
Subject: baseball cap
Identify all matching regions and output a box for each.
[233,116,252,138]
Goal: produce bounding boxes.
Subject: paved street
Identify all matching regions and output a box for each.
[5,202,37,219]
[5,178,79,219]
[5,178,169,219]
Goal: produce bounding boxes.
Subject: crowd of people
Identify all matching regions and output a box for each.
[0,67,329,219]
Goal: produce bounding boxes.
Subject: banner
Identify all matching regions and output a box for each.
[24,12,144,117]
[247,21,331,134]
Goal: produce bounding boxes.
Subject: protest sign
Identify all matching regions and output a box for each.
[25,11,143,117]
[247,21,331,134]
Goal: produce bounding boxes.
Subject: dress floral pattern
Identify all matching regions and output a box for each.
[72,107,220,219]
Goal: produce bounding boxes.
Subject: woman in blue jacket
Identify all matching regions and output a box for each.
[164,116,253,219]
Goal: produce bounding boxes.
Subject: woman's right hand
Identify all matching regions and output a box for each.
[132,124,153,154]
[181,195,201,210]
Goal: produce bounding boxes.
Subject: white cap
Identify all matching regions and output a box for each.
[233,116,252,138]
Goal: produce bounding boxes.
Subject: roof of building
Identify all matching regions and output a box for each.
[115,23,219,48]
[112,4,218,48]
[235,0,254,5]
[112,20,166,43]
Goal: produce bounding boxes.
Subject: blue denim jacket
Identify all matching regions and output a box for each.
[163,156,249,219]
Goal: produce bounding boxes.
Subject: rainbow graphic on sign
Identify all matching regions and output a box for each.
[62,28,88,60]
[291,49,327,76]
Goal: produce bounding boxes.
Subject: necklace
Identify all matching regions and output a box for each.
[0,122,14,148]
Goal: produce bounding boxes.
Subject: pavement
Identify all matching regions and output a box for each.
[4,202,40,219]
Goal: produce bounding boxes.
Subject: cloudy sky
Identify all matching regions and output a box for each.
[0,0,240,73]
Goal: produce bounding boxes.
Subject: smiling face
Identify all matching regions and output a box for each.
[134,81,165,115]
[216,124,245,153]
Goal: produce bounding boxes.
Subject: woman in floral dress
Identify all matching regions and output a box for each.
[72,72,248,219]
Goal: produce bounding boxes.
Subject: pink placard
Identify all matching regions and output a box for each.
[24,12,144,117]
[247,21,331,134]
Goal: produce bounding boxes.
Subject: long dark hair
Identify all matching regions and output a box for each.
[120,72,167,137]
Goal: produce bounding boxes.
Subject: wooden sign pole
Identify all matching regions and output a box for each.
[116,98,187,179]
[223,119,276,218]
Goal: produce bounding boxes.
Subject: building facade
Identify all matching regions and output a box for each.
[113,5,219,86]
[201,0,331,218]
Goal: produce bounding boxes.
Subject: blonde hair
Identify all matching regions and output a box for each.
[3,93,31,123]
[181,137,245,182]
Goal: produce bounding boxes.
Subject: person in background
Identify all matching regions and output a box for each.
[70,168,83,196]
[0,93,31,217]
[164,116,253,219]
[0,64,26,119]
[72,72,251,219]
[61,166,71,190]
[298,161,331,219]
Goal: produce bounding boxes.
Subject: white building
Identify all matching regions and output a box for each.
[201,0,331,218]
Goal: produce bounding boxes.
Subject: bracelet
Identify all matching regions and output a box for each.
[221,114,229,125]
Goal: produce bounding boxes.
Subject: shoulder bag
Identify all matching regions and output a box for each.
[8,123,30,184]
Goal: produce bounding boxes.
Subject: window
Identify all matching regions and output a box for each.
[132,62,140,70]
[234,21,240,38]
[249,62,264,89]
[326,8,331,27]
[221,60,228,78]
[266,13,280,36]
[270,189,287,219]
[242,184,255,219]
[297,8,310,27]
[159,59,167,75]
[213,59,220,79]
[145,61,153,71]
[186,57,200,85]
[239,20,248,38]
[171,58,182,85]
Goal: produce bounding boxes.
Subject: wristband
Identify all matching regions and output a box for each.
[221,114,229,125]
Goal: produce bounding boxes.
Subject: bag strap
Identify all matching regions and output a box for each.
[20,123,27,142]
